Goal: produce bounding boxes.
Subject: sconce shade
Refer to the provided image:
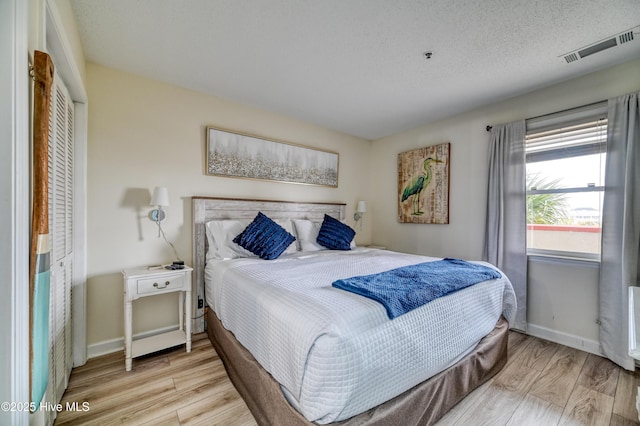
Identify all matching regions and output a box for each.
[357,201,367,213]
[151,187,169,207]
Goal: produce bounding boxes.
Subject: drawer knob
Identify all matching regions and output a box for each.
[153,281,170,289]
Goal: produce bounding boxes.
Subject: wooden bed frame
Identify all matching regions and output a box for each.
[192,196,508,425]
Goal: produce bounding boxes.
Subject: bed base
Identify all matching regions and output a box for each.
[207,309,508,426]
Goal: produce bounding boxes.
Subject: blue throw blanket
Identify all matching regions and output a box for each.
[332,258,502,319]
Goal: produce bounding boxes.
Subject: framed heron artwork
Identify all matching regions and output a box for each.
[398,143,450,224]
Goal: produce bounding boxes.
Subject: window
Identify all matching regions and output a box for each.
[525,103,607,260]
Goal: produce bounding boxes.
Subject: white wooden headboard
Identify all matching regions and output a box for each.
[191,197,346,332]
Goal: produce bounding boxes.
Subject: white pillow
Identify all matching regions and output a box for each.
[276,219,298,255]
[292,219,326,252]
[293,218,356,251]
[205,217,298,260]
[205,220,255,260]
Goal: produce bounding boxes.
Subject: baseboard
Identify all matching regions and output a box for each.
[87,324,180,359]
[526,323,602,356]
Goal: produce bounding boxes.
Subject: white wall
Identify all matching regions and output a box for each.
[370,59,640,351]
[51,0,86,85]
[527,257,600,351]
[85,64,373,353]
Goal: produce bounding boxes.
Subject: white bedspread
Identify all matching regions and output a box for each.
[205,248,516,423]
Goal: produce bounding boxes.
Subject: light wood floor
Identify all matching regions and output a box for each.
[55,331,639,426]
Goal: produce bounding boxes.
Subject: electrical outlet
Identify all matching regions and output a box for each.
[198,297,204,309]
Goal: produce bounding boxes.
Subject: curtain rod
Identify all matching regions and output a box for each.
[485,99,606,132]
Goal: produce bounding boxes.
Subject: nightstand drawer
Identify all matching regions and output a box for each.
[136,274,184,295]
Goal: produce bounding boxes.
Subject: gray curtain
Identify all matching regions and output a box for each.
[599,92,640,371]
[483,121,527,331]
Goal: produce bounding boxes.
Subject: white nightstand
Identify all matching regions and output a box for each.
[122,265,193,371]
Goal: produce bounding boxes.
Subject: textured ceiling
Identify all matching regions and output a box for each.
[69,0,640,140]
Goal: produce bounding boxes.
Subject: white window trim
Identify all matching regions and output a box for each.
[527,249,600,264]
[526,101,607,133]
[527,186,604,195]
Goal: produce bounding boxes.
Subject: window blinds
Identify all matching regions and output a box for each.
[525,101,607,163]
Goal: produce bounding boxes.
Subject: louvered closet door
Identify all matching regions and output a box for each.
[44,71,74,422]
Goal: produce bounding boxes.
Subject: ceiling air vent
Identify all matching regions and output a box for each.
[564,52,579,63]
[619,30,634,44]
[560,25,639,64]
[578,37,618,59]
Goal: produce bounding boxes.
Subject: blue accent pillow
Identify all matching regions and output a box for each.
[233,212,296,260]
[316,214,355,251]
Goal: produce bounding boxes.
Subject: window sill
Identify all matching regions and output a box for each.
[527,253,600,268]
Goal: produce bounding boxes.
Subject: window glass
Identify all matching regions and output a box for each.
[527,153,605,189]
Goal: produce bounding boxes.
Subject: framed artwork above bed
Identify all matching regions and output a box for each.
[398,142,450,224]
[206,126,339,187]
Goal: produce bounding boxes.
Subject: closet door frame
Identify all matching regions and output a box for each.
[0,1,30,424]
[45,0,88,369]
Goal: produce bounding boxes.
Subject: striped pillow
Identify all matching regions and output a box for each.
[233,212,296,260]
[316,214,355,251]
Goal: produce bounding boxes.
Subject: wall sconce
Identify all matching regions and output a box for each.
[150,186,169,236]
[353,200,367,228]
[149,186,182,263]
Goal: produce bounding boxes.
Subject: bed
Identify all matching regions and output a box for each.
[192,197,516,425]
